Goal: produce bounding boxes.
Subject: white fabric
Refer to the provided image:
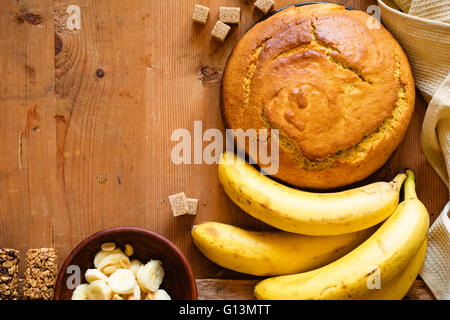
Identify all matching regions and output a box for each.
[394,0,413,12]
[420,202,450,300]
[379,0,450,101]
[379,0,450,300]
[409,0,450,23]
[421,74,450,187]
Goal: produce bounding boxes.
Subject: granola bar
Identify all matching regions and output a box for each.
[0,248,20,300]
[23,248,57,300]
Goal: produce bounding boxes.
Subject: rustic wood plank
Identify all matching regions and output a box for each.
[197,279,259,300]
[196,279,436,300]
[52,0,149,265]
[0,0,60,265]
[403,279,436,300]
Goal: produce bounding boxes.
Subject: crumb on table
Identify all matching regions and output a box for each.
[23,248,57,300]
[0,248,20,300]
[211,21,231,42]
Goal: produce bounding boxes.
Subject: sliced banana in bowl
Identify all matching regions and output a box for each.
[55,226,197,300]
[69,242,173,300]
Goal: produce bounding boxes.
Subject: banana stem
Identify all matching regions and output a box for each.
[392,172,407,187]
[404,170,417,200]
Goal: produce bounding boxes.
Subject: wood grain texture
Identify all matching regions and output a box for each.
[0,0,59,264]
[53,0,149,265]
[196,279,436,300]
[0,0,447,300]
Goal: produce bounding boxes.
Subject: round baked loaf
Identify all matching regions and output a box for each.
[221,3,415,189]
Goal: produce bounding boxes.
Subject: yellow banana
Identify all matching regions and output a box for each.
[191,222,376,276]
[219,152,407,236]
[365,239,427,300]
[254,170,429,300]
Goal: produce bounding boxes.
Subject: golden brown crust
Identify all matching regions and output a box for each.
[221,3,415,189]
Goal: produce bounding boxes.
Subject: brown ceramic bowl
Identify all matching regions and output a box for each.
[54,226,197,300]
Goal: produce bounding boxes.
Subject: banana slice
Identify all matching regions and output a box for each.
[98,252,130,273]
[112,294,124,300]
[101,242,116,251]
[71,284,90,300]
[119,256,131,269]
[85,268,108,283]
[129,259,143,275]
[127,285,142,300]
[136,260,164,293]
[144,291,156,300]
[94,250,110,268]
[108,269,136,295]
[94,248,124,268]
[155,289,171,300]
[124,244,134,257]
[87,280,113,300]
[102,265,117,276]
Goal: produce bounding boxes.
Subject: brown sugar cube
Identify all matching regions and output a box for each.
[211,21,231,42]
[23,248,57,300]
[219,7,241,24]
[193,4,210,24]
[0,248,20,300]
[187,198,199,215]
[169,192,190,216]
[254,0,275,14]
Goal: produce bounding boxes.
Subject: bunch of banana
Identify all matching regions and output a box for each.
[190,153,430,300]
[254,171,429,299]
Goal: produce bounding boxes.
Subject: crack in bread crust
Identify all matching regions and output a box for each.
[311,22,372,84]
[273,23,372,84]
[261,57,406,171]
[244,18,373,116]
[243,17,402,170]
[243,40,267,111]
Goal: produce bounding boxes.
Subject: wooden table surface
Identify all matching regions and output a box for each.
[0,0,446,299]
